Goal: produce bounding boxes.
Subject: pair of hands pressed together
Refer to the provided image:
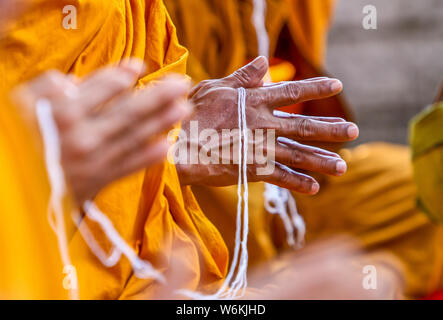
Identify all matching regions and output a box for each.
[14,59,192,204]
[14,56,358,204]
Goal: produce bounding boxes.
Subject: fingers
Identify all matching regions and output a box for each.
[98,75,191,140]
[221,56,269,88]
[275,115,359,142]
[11,70,76,105]
[273,111,346,123]
[261,162,320,195]
[108,140,170,182]
[249,78,343,109]
[275,138,347,176]
[11,70,77,127]
[277,137,340,158]
[99,100,191,165]
[75,59,145,113]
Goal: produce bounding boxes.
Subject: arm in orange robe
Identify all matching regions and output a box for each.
[0,0,228,299]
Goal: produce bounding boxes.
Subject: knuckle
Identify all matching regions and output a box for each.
[289,149,303,166]
[285,84,302,101]
[233,69,252,85]
[300,176,313,191]
[296,118,314,139]
[319,157,332,171]
[331,124,342,138]
[199,80,213,88]
[278,169,292,185]
[71,134,98,156]
[111,76,132,89]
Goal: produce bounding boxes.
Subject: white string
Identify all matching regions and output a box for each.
[36,99,165,301]
[177,88,250,300]
[252,0,306,249]
[82,201,165,282]
[36,99,79,300]
[252,0,270,58]
[264,184,305,249]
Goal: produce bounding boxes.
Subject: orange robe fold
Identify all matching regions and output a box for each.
[0,95,68,299]
[0,0,228,299]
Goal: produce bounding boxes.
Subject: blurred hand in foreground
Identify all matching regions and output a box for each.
[245,237,403,300]
[13,60,192,204]
[154,237,403,300]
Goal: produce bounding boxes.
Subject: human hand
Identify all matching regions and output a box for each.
[13,60,192,204]
[176,56,359,194]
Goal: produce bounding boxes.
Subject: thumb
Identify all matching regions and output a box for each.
[222,56,269,88]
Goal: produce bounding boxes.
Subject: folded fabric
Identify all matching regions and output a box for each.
[410,102,443,222]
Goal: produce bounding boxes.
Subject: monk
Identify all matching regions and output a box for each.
[1,0,366,299]
[163,0,443,298]
[0,1,195,299]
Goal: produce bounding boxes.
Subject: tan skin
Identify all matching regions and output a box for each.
[177,56,360,195]
[13,60,192,204]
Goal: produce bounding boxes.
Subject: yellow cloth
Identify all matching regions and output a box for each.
[0,0,228,299]
[410,102,443,223]
[295,143,443,298]
[164,0,335,82]
[164,0,443,298]
[0,95,68,299]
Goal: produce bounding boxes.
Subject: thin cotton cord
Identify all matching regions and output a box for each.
[252,0,270,58]
[82,201,166,282]
[264,184,306,249]
[36,99,165,301]
[177,88,250,300]
[252,0,306,249]
[36,99,79,300]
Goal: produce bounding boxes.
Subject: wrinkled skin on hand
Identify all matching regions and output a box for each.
[13,60,192,204]
[176,56,359,194]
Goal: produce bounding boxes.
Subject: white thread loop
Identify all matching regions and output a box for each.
[264,184,305,249]
[82,201,165,282]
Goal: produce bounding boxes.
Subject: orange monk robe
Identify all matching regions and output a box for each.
[0,94,68,299]
[163,0,350,265]
[0,0,228,299]
[164,0,443,298]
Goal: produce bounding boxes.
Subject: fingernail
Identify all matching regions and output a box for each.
[311,182,320,194]
[336,160,347,175]
[330,80,343,92]
[347,124,359,139]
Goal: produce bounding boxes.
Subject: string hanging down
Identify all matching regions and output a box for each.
[36,99,79,300]
[252,0,306,249]
[178,87,250,300]
[36,99,165,300]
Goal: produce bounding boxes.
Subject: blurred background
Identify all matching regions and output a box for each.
[327,0,443,145]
